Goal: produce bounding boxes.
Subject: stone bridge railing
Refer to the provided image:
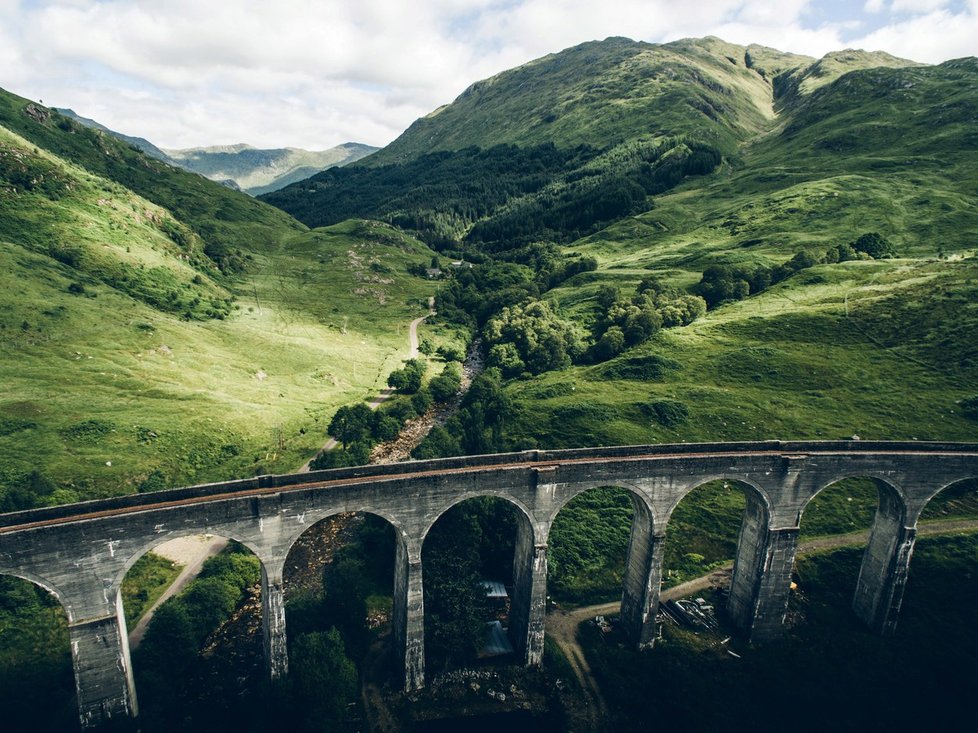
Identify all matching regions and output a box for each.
[1,440,976,729]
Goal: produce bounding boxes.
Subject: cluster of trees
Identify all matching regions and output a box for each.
[468,138,722,246]
[696,232,897,309]
[262,143,595,245]
[285,516,395,729]
[495,241,599,289]
[440,267,705,384]
[264,136,721,254]
[412,369,515,459]
[589,277,706,362]
[484,300,584,377]
[135,543,261,726]
[314,357,463,469]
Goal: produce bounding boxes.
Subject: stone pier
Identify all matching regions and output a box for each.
[509,516,548,665]
[261,562,289,679]
[727,491,800,642]
[852,487,917,635]
[619,496,664,649]
[69,612,136,727]
[393,537,425,691]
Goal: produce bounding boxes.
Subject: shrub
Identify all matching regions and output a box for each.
[960,396,978,421]
[853,232,895,259]
[642,399,690,427]
[429,364,462,402]
[596,353,680,381]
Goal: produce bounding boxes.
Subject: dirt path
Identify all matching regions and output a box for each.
[545,518,978,724]
[128,534,228,649]
[296,301,433,473]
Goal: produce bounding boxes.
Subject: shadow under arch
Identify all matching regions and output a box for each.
[420,494,536,673]
[118,533,266,730]
[281,509,413,705]
[0,572,79,731]
[799,475,911,636]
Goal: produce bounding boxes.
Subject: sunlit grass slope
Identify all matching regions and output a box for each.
[0,117,437,505]
[507,61,978,448]
[515,257,977,448]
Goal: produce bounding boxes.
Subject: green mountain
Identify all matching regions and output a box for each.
[54,107,173,162]
[263,36,978,455]
[53,108,378,194]
[4,34,978,508]
[0,88,437,508]
[163,142,379,195]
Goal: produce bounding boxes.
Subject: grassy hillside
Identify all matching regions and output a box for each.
[263,39,977,454]
[505,59,978,448]
[366,36,792,165]
[0,92,439,507]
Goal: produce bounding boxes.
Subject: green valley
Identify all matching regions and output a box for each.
[0,88,439,507]
[2,30,978,733]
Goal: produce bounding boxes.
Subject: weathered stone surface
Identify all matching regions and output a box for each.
[1,441,975,729]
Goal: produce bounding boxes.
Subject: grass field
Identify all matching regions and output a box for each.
[1,112,439,503]
[121,552,183,628]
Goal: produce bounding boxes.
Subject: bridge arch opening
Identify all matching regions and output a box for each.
[796,477,906,631]
[547,485,645,604]
[118,534,265,731]
[0,573,77,731]
[663,479,761,589]
[421,496,527,674]
[896,476,978,625]
[281,511,398,723]
[658,478,782,641]
[547,484,660,653]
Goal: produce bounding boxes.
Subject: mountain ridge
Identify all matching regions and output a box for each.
[54,107,378,194]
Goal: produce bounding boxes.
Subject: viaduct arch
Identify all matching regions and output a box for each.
[1,440,976,729]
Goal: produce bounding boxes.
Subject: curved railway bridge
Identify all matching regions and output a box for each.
[2,440,977,728]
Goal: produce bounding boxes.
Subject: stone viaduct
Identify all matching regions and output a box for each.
[1,440,976,729]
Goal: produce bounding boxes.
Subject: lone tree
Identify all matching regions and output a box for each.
[852,232,895,259]
[328,403,373,448]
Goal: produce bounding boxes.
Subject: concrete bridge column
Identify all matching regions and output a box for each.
[70,603,137,729]
[852,489,916,635]
[261,561,289,679]
[727,491,799,643]
[510,518,547,666]
[619,498,664,649]
[393,537,424,691]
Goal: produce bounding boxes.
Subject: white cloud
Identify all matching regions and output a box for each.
[0,1,975,150]
[890,0,950,13]
[850,8,978,61]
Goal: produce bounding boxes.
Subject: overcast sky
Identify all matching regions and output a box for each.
[1,0,976,150]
